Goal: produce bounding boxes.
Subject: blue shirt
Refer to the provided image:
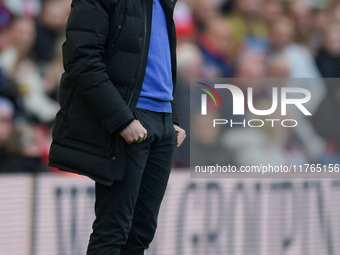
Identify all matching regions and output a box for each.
[136,0,173,113]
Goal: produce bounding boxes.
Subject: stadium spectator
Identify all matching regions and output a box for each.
[0,17,36,74]
[316,22,340,78]
[191,110,233,166]
[310,8,329,51]
[226,0,268,55]
[261,0,283,26]
[268,16,322,79]
[0,17,59,122]
[1,119,48,172]
[235,50,266,79]
[174,0,197,44]
[268,16,325,113]
[234,50,267,103]
[198,18,234,78]
[193,0,221,31]
[33,0,69,63]
[173,43,204,167]
[287,0,313,49]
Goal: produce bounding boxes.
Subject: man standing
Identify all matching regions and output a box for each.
[48,0,185,254]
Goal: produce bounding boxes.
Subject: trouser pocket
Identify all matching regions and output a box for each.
[133,108,147,129]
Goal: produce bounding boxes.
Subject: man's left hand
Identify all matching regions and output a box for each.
[174,125,186,149]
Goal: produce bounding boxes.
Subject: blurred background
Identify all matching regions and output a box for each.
[1,0,340,254]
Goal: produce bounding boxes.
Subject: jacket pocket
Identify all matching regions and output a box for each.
[63,93,114,153]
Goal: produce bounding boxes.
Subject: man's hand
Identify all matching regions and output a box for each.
[174,125,186,149]
[120,120,147,144]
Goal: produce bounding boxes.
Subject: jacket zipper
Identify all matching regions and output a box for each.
[128,1,149,106]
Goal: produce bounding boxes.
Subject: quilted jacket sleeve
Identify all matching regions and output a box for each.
[63,0,134,133]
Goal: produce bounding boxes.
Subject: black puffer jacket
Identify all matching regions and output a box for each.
[49,0,178,186]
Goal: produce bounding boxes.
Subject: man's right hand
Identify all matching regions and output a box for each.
[120,120,147,144]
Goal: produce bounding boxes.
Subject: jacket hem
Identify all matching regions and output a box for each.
[49,143,122,186]
[48,162,114,186]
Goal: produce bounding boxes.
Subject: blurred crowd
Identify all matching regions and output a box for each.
[173,0,340,168]
[0,0,339,173]
[0,0,69,173]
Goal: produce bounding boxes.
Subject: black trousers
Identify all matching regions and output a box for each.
[87,108,177,255]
